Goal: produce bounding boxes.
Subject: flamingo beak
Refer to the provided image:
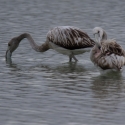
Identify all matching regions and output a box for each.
[5,47,12,61]
[94,33,101,50]
[94,33,100,43]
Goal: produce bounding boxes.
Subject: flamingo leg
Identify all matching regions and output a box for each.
[69,53,78,62]
[69,54,72,62]
[72,54,78,62]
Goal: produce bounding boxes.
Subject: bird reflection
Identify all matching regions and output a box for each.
[91,71,122,98]
[90,72,123,115]
[6,60,87,74]
[53,62,87,73]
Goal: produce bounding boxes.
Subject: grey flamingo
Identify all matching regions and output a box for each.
[6,26,95,62]
[90,27,125,71]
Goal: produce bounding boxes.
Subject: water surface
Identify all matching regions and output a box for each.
[0,0,125,125]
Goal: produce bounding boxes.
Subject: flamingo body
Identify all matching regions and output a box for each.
[91,27,125,71]
[6,26,95,62]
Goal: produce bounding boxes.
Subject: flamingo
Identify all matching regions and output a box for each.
[90,27,125,71]
[6,26,95,62]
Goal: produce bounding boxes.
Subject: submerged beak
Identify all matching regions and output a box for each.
[5,47,12,61]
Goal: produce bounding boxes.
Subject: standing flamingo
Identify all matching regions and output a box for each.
[6,26,95,62]
[90,27,125,71]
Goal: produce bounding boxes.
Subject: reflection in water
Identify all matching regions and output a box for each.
[51,62,87,73]
[91,71,122,100]
[90,73,123,122]
[6,61,87,73]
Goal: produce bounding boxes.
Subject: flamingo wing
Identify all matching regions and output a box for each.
[47,26,95,50]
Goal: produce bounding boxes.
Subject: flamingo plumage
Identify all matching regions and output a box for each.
[90,27,125,71]
[6,26,95,62]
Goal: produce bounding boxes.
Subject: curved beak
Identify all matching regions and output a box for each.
[94,33,101,49]
[5,47,12,61]
[94,33,100,43]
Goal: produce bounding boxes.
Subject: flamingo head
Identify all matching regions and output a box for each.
[5,37,20,61]
[93,27,105,43]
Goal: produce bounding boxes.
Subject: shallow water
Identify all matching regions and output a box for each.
[0,0,125,125]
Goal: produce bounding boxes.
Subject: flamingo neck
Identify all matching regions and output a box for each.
[101,30,107,41]
[17,33,49,52]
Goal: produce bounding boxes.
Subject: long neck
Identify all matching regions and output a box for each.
[102,30,107,40]
[90,43,101,64]
[17,33,49,52]
[98,28,107,42]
